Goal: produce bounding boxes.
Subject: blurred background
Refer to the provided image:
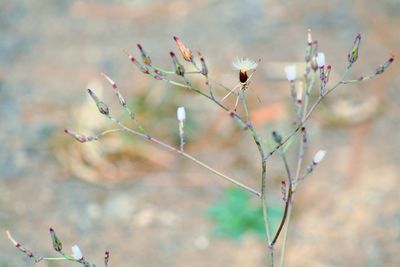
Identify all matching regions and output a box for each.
[0,0,399,266]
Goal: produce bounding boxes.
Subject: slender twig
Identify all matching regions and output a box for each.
[106,115,261,196]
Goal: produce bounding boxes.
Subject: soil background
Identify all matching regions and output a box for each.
[0,1,399,266]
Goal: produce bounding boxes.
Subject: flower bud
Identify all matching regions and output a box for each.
[49,228,62,252]
[316,53,325,68]
[64,129,87,143]
[71,245,83,260]
[375,55,395,75]
[101,73,117,89]
[137,43,152,66]
[173,36,193,62]
[170,52,185,76]
[313,150,326,164]
[177,106,186,121]
[87,89,109,115]
[272,131,282,144]
[284,64,296,82]
[348,33,361,66]
[200,56,208,76]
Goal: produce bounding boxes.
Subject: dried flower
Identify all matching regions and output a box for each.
[284,64,297,82]
[232,57,258,83]
[313,150,327,164]
[71,245,83,260]
[177,106,186,121]
[173,36,193,62]
[316,53,325,68]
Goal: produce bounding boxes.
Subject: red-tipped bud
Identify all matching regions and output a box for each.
[173,36,193,62]
[375,55,395,75]
[101,73,117,89]
[296,81,303,104]
[325,65,332,83]
[200,56,208,76]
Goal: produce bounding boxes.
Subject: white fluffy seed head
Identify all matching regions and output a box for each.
[316,53,325,68]
[177,106,186,121]
[71,245,83,260]
[313,150,327,164]
[284,64,297,81]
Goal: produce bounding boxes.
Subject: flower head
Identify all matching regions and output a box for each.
[232,57,257,83]
[71,245,83,260]
[232,57,258,72]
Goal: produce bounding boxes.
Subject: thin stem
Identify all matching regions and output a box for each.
[107,115,261,197]
[270,153,292,246]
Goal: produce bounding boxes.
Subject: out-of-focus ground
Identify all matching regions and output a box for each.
[1,0,399,266]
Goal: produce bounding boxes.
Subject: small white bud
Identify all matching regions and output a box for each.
[316,53,325,68]
[177,106,186,121]
[284,64,297,81]
[313,150,327,164]
[71,245,83,260]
